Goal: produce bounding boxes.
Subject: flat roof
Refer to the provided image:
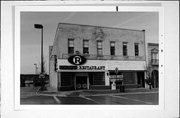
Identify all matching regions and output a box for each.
[58,22,145,32]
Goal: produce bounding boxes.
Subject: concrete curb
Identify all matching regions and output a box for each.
[36,88,158,97]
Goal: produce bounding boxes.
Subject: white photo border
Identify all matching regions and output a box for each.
[14,5,164,111]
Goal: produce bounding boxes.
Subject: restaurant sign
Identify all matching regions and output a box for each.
[68,55,86,65]
[59,65,105,70]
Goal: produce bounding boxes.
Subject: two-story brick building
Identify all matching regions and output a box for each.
[49,23,147,91]
[147,43,159,88]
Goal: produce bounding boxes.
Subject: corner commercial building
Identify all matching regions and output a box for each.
[49,23,147,91]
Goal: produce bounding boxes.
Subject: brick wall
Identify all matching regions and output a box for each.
[54,23,145,61]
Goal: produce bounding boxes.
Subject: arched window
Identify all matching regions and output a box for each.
[151,48,159,65]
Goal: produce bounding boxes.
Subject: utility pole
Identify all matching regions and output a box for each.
[34,24,45,91]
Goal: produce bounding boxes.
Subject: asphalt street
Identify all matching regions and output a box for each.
[21,91,158,105]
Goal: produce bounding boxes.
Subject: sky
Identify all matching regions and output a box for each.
[21,12,158,74]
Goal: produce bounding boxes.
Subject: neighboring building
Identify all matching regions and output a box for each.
[49,23,146,91]
[147,43,159,88]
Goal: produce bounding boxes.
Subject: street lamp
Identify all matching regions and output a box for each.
[34,24,44,91]
[34,24,44,74]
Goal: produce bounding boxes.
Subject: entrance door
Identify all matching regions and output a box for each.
[152,70,159,88]
[76,76,87,90]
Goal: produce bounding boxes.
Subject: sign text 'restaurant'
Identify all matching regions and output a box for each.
[59,66,105,70]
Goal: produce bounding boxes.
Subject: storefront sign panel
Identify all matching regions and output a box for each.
[59,65,105,71]
[58,59,146,71]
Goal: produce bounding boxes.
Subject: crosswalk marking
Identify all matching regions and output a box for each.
[79,95,99,104]
[53,96,61,104]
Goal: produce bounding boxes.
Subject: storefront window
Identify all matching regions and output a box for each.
[123,72,136,84]
[93,72,105,85]
[89,73,94,85]
[61,72,74,86]
[89,72,105,85]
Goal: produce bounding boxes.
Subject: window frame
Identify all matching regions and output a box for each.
[68,38,74,54]
[151,52,158,60]
[110,41,115,56]
[134,43,139,56]
[123,42,128,56]
[97,40,103,55]
[151,48,159,60]
[83,39,89,54]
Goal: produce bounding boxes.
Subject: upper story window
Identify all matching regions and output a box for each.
[68,38,74,54]
[134,43,139,56]
[83,40,89,54]
[123,42,128,56]
[151,48,159,65]
[152,52,158,59]
[110,41,115,55]
[97,41,103,55]
[151,50,159,60]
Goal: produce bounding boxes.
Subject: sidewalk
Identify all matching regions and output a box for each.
[38,87,158,97]
[20,87,40,98]
[21,86,158,97]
